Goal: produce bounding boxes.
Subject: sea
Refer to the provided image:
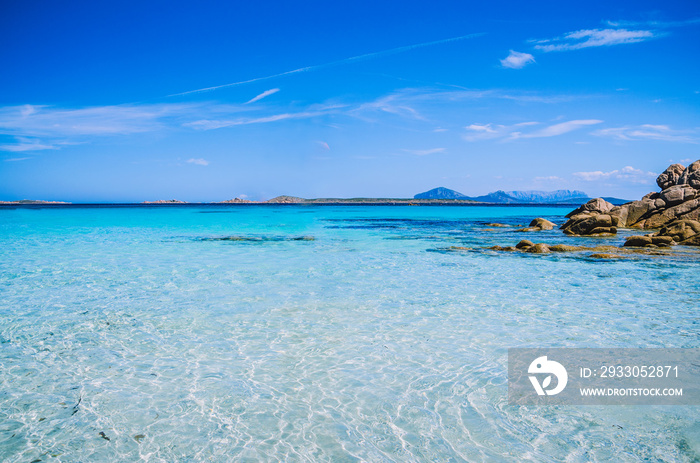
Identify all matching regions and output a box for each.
[1,204,699,462]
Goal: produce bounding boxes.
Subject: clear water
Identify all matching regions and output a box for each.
[1,205,699,462]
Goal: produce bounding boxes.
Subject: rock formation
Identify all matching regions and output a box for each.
[560,200,618,236]
[561,159,700,243]
[611,160,700,229]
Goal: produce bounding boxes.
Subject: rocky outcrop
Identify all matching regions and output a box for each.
[655,219,700,246]
[565,197,614,218]
[517,218,556,232]
[560,199,618,236]
[608,160,700,229]
[678,160,700,189]
[562,160,700,235]
[656,164,685,190]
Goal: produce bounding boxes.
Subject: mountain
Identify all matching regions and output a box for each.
[415,187,629,204]
[502,190,589,204]
[470,190,525,203]
[414,187,468,200]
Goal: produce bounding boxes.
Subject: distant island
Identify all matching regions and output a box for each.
[1,190,630,206]
[414,187,629,205]
[0,199,70,205]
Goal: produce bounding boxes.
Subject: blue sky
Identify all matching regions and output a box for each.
[1,0,699,202]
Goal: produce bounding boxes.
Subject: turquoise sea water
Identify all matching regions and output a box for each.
[1,205,699,462]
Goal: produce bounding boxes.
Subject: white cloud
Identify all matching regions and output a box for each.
[573,166,655,184]
[466,123,496,133]
[4,157,29,162]
[500,50,535,69]
[315,141,330,150]
[534,28,655,52]
[245,88,280,104]
[402,148,445,156]
[186,158,209,166]
[593,124,698,143]
[464,122,539,141]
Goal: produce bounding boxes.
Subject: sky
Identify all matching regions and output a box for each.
[1,0,699,202]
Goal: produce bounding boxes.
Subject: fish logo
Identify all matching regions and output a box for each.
[528,356,568,396]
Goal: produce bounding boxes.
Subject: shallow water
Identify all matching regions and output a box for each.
[1,205,699,462]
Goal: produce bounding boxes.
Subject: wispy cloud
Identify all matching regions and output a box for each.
[402,147,445,156]
[500,50,535,69]
[184,110,334,130]
[186,158,209,166]
[4,157,30,162]
[593,124,698,143]
[464,121,539,141]
[534,28,656,52]
[0,137,59,152]
[573,166,655,184]
[0,104,189,138]
[464,119,600,141]
[351,93,425,121]
[169,33,484,97]
[315,141,330,150]
[245,88,280,104]
[520,119,603,138]
[604,18,700,28]
[0,87,599,153]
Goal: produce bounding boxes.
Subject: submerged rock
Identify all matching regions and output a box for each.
[624,235,653,247]
[515,240,534,249]
[488,245,517,251]
[549,244,585,252]
[589,253,620,259]
[525,243,550,253]
[201,235,315,242]
[517,218,556,232]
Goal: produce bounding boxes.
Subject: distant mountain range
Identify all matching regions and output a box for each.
[414,187,629,205]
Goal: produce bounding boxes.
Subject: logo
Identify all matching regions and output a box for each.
[528,356,568,396]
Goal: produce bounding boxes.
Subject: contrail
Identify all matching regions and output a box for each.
[168,33,484,97]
